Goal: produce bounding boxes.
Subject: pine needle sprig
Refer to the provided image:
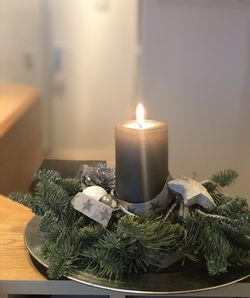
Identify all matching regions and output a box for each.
[204,229,231,275]
[46,227,83,279]
[39,210,63,239]
[81,229,148,279]
[182,214,204,249]
[9,192,34,210]
[211,169,238,188]
[210,193,231,206]
[215,196,249,217]
[117,216,185,253]
[183,211,232,275]
[220,216,250,249]
[33,179,70,216]
[9,192,47,216]
[57,178,82,196]
[82,245,126,280]
[81,232,126,279]
[202,181,219,194]
[229,244,250,266]
[79,225,105,246]
[34,169,61,182]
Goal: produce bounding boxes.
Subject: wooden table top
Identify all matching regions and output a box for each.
[0,195,45,280]
[0,85,40,138]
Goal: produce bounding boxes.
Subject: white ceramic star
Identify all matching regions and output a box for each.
[168,177,216,210]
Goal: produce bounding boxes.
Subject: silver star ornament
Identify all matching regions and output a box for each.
[167,177,216,210]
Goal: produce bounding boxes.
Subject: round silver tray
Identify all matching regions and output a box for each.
[25,216,250,295]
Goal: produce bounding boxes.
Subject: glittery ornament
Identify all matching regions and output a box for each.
[99,194,118,209]
[83,163,115,191]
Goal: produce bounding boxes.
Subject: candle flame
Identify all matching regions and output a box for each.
[136,103,144,127]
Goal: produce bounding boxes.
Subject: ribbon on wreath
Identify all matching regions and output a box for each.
[117,176,173,215]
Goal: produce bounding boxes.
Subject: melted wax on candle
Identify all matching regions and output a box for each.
[125,121,156,129]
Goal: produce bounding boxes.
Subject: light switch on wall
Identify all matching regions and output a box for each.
[54,47,63,71]
[23,51,34,70]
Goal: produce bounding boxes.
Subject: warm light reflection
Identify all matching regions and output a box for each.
[136,103,144,127]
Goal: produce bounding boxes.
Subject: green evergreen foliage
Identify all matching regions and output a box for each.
[34,169,61,182]
[202,181,219,193]
[9,168,250,280]
[9,192,33,209]
[81,230,147,279]
[46,227,83,279]
[211,169,238,188]
[215,196,249,217]
[57,178,82,196]
[230,244,250,265]
[117,216,184,254]
[183,211,232,275]
[221,217,250,249]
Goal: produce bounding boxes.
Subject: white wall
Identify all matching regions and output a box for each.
[0,0,44,86]
[47,0,138,163]
[0,0,49,149]
[142,0,250,198]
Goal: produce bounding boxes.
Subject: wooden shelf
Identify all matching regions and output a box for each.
[0,85,40,138]
[0,85,43,195]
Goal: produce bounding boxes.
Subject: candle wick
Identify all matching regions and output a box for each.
[138,122,143,128]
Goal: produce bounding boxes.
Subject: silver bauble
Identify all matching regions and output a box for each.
[99,194,117,209]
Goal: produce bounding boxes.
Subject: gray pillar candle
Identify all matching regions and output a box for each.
[115,106,168,204]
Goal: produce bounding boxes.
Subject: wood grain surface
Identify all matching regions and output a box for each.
[0,195,45,280]
[0,85,43,195]
[0,85,40,138]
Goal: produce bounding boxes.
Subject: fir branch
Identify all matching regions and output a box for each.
[9,192,44,215]
[229,244,250,266]
[183,211,232,275]
[215,196,249,216]
[34,169,61,182]
[82,230,147,279]
[204,229,231,275]
[34,179,70,216]
[211,169,238,188]
[117,216,185,253]
[82,232,127,279]
[57,178,82,196]
[78,225,105,245]
[82,245,126,279]
[34,177,92,227]
[211,193,231,206]
[220,218,250,249]
[9,192,33,209]
[202,180,219,194]
[40,210,61,234]
[46,227,83,279]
